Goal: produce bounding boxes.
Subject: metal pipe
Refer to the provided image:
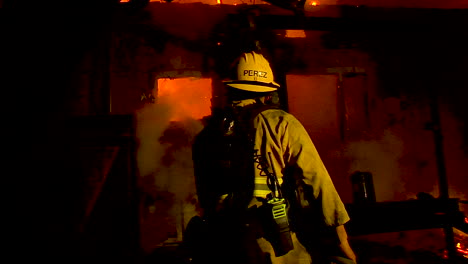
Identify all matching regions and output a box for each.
[428,88,457,261]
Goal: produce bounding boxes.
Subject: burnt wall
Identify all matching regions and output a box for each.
[3,4,120,259]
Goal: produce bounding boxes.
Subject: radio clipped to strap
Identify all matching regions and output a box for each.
[260,152,294,257]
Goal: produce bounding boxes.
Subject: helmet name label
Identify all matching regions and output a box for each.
[243,70,268,78]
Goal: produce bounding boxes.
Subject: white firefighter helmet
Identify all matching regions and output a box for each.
[223,51,280,92]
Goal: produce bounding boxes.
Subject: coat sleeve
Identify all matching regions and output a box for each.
[282,115,350,227]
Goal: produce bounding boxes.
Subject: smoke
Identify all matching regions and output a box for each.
[135,98,173,179]
[428,184,468,215]
[135,94,204,241]
[428,185,468,201]
[344,129,406,202]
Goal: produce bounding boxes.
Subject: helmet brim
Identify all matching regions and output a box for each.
[223,80,279,92]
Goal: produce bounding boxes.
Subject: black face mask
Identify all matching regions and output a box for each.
[220,107,236,137]
[220,104,254,138]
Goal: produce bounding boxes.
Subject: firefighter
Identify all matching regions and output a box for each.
[189,51,357,264]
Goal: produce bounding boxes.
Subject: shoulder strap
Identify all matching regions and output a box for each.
[234,103,280,136]
[239,103,285,199]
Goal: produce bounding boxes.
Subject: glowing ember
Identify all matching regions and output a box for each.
[445,228,468,259]
[457,242,468,257]
[311,1,318,6]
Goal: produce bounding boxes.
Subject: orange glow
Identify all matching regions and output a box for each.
[453,229,468,258]
[465,216,468,224]
[311,1,318,6]
[157,78,212,122]
[457,242,468,255]
[457,246,468,257]
[285,30,306,38]
[120,0,130,2]
[217,0,221,3]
